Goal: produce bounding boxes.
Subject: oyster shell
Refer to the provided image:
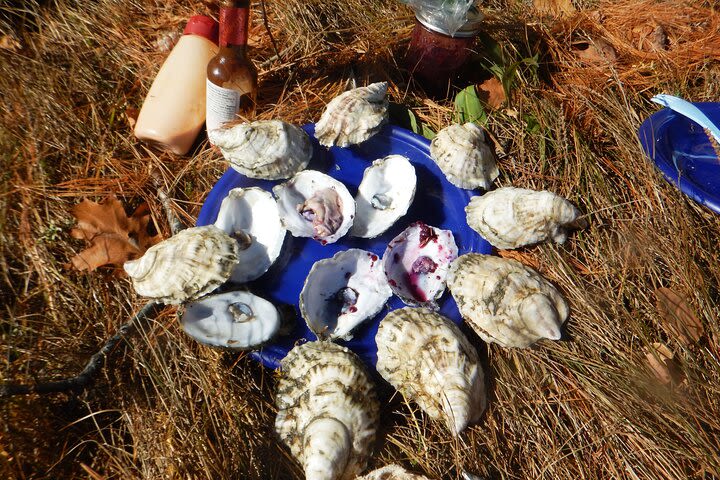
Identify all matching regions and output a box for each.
[446,253,568,348]
[180,290,280,349]
[429,123,498,190]
[356,465,431,480]
[273,170,355,244]
[208,119,312,180]
[350,155,417,238]
[314,82,389,148]
[376,307,486,436]
[214,187,286,283]
[382,222,458,307]
[275,341,379,480]
[465,187,583,249]
[124,225,239,305]
[300,249,391,340]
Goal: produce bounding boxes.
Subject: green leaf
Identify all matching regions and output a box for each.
[388,102,436,140]
[453,85,487,125]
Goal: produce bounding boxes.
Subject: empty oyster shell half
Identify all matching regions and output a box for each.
[465,186,584,249]
[447,253,568,348]
[124,225,239,305]
[273,170,355,244]
[382,222,458,307]
[376,307,486,436]
[357,464,432,480]
[350,154,417,238]
[213,187,286,283]
[181,290,280,350]
[208,119,312,180]
[314,82,389,148]
[275,341,379,480]
[430,123,498,190]
[300,248,391,340]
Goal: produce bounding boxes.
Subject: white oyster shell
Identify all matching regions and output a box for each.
[180,290,280,349]
[465,187,583,249]
[382,222,458,307]
[273,170,355,244]
[429,123,498,190]
[208,119,312,180]
[350,155,416,238]
[446,254,568,348]
[356,464,431,480]
[124,225,239,305]
[213,187,286,283]
[314,82,389,148]
[300,249,391,340]
[376,307,486,436]
[275,341,379,480]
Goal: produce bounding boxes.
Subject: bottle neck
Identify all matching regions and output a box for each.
[219,5,249,48]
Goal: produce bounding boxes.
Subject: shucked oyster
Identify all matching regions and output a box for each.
[275,341,379,480]
[273,170,355,244]
[351,155,416,238]
[465,187,584,249]
[124,225,239,305]
[314,82,389,148]
[209,119,312,180]
[446,253,568,348]
[430,123,498,190]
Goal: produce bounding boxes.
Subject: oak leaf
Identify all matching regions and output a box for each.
[655,287,704,345]
[477,77,506,110]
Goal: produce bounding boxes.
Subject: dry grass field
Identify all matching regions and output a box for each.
[2,0,720,478]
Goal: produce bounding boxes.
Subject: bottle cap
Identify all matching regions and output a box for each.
[184,15,219,44]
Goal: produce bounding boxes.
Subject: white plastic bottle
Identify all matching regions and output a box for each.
[134,15,219,155]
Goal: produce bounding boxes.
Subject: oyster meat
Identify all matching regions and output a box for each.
[446,253,568,348]
[382,222,458,307]
[273,170,355,244]
[208,119,312,180]
[124,225,239,305]
[429,123,498,190]
[465,186,584,249]
[376,307,486,436]
[213,187,286,283]
[314,82,389,148]
[275,341,379,480]
[357,465,432,480]
[300,249,391,340]
[181,290,280,349]
[350,154,417,238]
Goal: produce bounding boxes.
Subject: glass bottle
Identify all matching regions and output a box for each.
[206,0,258,135]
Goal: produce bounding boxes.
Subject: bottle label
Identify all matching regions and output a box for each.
[206,79,241,135]
[219,7,249,47]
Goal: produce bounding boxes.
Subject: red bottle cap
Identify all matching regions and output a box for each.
[183,15,219,44]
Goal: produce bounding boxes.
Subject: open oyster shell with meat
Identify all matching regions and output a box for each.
[208,119,312,180]
[350,154,416,239]
[314,82,389,148]
[300,248,391,340]
[446,253,568,348]
[275,341,379,480]
[213,187,286,283]
[429,123,498,190]
[273,170,355,244]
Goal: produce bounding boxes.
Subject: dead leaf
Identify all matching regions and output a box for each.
[655,287,704,345]
[533,0,576,17]
[572,38,617,64]
[477,77,506,110]
[644,343,685,386]
[631,24,668,52]
[125,107,139,130]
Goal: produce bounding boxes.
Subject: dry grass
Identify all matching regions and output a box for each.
[2,0,720,479]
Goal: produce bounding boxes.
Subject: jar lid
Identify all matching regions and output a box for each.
[184,15,220,44]
[415,5,484,38]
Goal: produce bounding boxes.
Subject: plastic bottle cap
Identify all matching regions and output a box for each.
[184,15,219,44]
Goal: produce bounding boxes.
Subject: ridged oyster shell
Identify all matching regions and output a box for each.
[314,82,389,148]
[465,187,583,249]
[446,254,568,348]
[300,249,391,340]
[382,222,458,307]
[351,155,417,238]
[429,123,498,190]
[357,465,431,480]
[213,187,286,283]
[376,307,486,436]
[124,225,239,305]
[273,170,355,244]
[180,290,280,349]
[275,341,379,480]
[208,119,312,180]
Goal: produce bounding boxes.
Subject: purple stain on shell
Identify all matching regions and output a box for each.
[411,256,437,274]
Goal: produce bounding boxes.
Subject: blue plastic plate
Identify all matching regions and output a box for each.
[639,102,720,214]
[197,124,492,369]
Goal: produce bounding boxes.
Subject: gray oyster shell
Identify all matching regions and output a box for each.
[356,465,432,480]
[429,123,498,190]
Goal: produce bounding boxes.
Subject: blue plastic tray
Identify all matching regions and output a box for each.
[639,102,720,214]
[197,124,492,369]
